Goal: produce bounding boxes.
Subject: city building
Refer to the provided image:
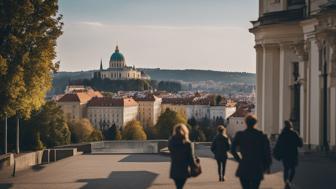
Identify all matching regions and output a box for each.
[87,97,138,129]
[251,0,336,150]
[134,94,162,128]
[94,46,150,80]
[161,95,237,122]
[57,89,103,120]
[227,108,250,138]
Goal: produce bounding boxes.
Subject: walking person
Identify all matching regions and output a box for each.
[273,120,303,188]
[231,115,272,189]
[211,125,230,182]
[168,123,198,189]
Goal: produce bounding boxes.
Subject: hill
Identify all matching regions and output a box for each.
[50,69,255,95]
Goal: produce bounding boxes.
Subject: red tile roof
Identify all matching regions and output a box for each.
[133,94,160,102]
[87,97,138,107]
[229,108,250,118]
[58,90,102,103]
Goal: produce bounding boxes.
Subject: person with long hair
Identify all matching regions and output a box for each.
[211,125,230,182]
[274,120,303,188]
[168,123,197,189]
[231,115,272,189]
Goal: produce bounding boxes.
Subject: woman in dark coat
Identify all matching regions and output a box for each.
[168,123,197,189]
[274,120,303,187]
[211,125,230,182]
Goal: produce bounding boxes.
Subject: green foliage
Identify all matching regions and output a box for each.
[144,126,159,140]
[215,95,222,105]
[190,125,206,142]
[122,120,147,140]
[68,118,102,143]
[84,78,152,93]
[103,124,122,140]
[21,101,70,150]
[0,0,63,119]
[157,81,182,92]
[156,109,187,139]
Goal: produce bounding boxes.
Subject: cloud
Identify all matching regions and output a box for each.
[75,21,247,31]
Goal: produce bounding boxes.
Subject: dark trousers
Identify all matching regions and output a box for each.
[173,178,187,189]
[216,159,227,178]
[283,165,296,182]
[239,178,261,189]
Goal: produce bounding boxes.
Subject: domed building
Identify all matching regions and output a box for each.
[94,46,150,80]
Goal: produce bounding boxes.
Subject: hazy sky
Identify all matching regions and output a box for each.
[57,0,258,73]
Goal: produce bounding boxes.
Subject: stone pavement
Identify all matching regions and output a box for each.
[0,145,335,189]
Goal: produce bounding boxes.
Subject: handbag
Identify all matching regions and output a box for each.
[190,156,202,177]
[190,143,202,177]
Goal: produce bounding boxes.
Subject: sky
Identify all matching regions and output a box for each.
[57,0,259,73]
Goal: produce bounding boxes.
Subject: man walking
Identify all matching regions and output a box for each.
[231,115,272,189]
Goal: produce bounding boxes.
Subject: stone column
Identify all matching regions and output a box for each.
[279,43,297,133]
[328,34,336,149]
[291,42,309,140]
[262,44,280,135]
[255,45,263,129]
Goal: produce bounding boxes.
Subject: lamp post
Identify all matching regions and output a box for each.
[16,114,20,154]
[4,114,7,154]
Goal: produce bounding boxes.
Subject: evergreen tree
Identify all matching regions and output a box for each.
[104,124,122,140]
[25,101,71,148]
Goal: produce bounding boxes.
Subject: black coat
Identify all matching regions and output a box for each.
[211,134,230,160]
[168,136,196,179]
[231,128,272,180]
[275,129,303,167]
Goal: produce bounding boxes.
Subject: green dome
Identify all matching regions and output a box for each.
[110,46,125,62]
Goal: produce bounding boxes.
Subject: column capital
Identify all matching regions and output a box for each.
[261,43,279,49]
[290,41,309,62]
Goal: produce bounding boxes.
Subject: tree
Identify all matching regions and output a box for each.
[199,117,216,141]
[156,109,187,139]
[122,120,147,140]
[215,95,222,105]
[68,119,102,143]
[0,0,63,153]
[23,101,71,149]
[190,125,206,142]
[144,125,159,140]
[103,124,122,140]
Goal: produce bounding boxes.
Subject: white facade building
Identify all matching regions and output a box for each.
[251,0,336,150]
[87,97,138,129]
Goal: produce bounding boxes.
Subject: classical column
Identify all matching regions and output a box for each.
[328,34,336,149]
[262,44,280,136]
[291,42,309,140]
[255,45,263,129]
[279,43,297,133]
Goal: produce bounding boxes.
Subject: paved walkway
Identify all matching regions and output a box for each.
[0,146,335,189]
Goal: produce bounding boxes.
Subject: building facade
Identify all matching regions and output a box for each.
[57,89,102,120]
[251,0,336,150]
[134,94,162,128]
[94,46,150,80]
[87,97,138,129]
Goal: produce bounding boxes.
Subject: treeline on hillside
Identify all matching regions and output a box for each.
[50,69,255,95]
[81,78,182,93]
[141,69,256,83]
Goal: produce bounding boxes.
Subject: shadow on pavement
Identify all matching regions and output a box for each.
[0,183,13,189]
[78,171,158,189]
[119,154,170,162]
[31,164,46,172]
